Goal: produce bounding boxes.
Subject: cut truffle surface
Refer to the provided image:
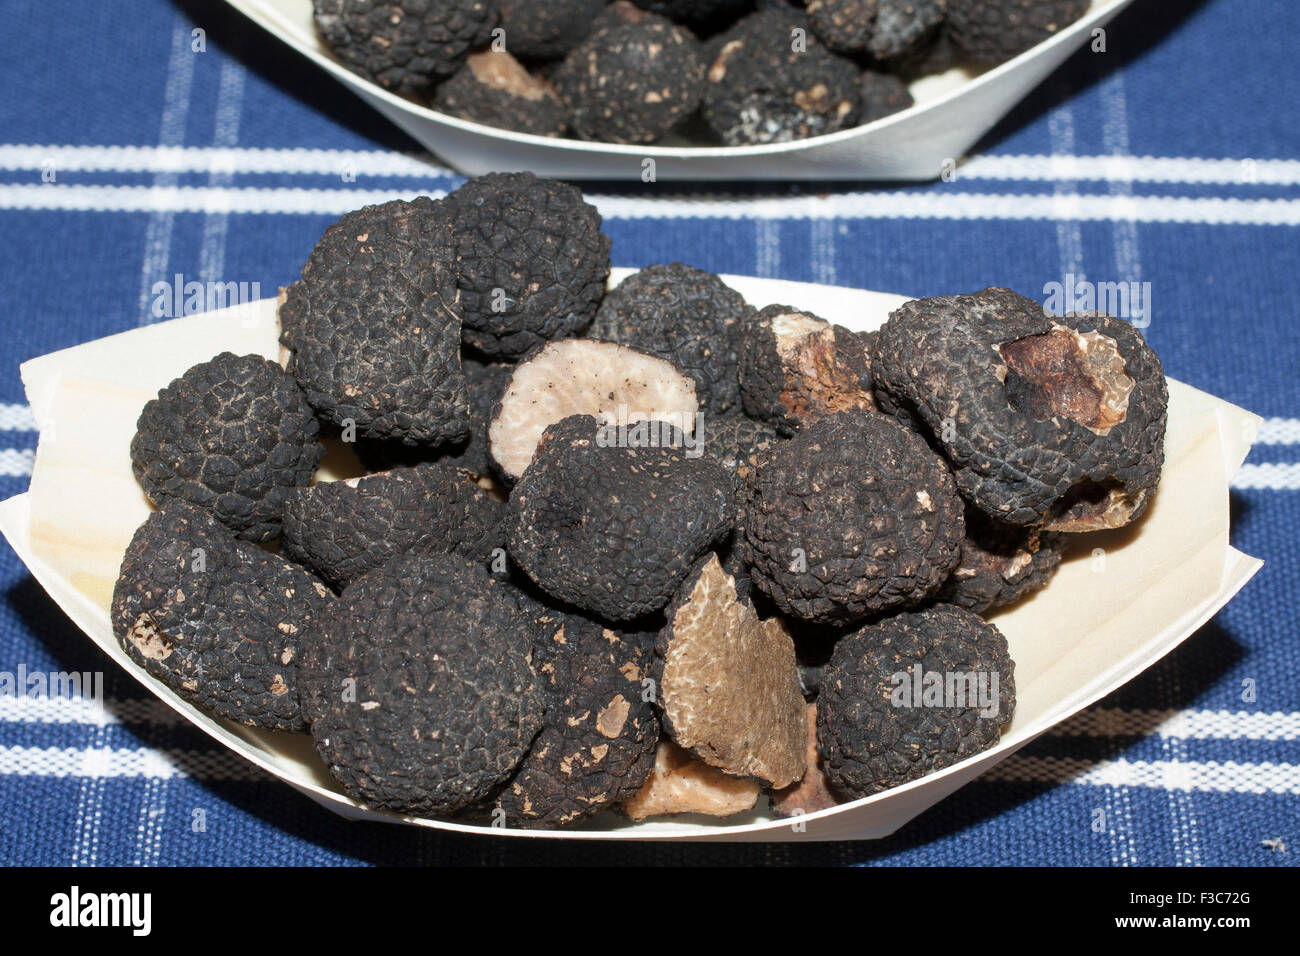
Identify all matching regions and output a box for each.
[620,740,760,821]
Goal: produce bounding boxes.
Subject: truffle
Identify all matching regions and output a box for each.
[818,604,1016,798]
[937,507,1067,614]
[946,0,1089,65]
[444,173,611,359]
[432,51,568,137]
[804,0,874,54]
[870,288,1168,530]
[588,263,750,415]
[111,504,332,731]
[299,552,545,815]
[620,740,760,821]
[868,0,944,60]
[488,338,699,481]
[131,352,323,543]
[738,304,877,434]
[554,16,706,144]
[313,0,499,93]
[508,415,734,622]
[278,197,470,447]
[494,613,659,828]
[655,555,806,788]
[496,0,607,61]
[743,410,965,624]
[859,68,914,123]
[770,703,840,818]
[629,0,752,34]
[280,463,506,591]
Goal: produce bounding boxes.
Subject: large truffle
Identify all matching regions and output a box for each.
[818,604,1016,798]
[744,410,965,624]
[444,173,611,359]
[432,51,568,137]
[937,507,1067,614]
[111,505,332,731]
[299,552,544,815]
[131,352,323,543]
[946,0,1088,65]
[508,415,734,622]
[620,740,760,821]
[278,197,470,447]
[870,288,1168,530]
[497,0,607,61]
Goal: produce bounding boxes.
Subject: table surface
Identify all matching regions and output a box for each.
[0,0,1295,867]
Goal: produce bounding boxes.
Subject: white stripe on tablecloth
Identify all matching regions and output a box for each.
[0,404,36,430]
[1232,463,1300,490]
[0,449,34,476]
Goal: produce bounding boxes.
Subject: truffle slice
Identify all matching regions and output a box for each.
[744,410,965,624]
[494,614,659,829]
[870,288,1168,530]
[432,51,568,137]
[508,415,734,622]
[280,463,506,591]
[738,304,877,435]
[299,552,544,815]
[620,740,760,821]
[937,507,1067,615]
[131,352,323,543]
[278,197,470,448]
[588,264,750,415]
[947,0,1089,65]
[818,604,1016,798]
[444,173,611,360]
[770,703,840,818]
[655,555,806,788]
[111,505,332,731]
[488,338,699,481]
[496,0,607,61]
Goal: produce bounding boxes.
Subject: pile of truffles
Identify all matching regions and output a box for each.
[114,172,1168,829]
[311,0,1089,145]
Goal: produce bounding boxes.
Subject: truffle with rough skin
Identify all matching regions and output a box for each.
[868,0,944,60]
[629,0,752,33]
[805,0,875,54]
[655,555,806,788]
[744,410,965,624]
[620,740,760,821]
[589,264,749,415]
[937,507,1067,614]
[444,173,611,359]
[870,288,1168,530]
[770,703,840,817]
[131,352,323,543]
[488,338,699,481]
[818,604,1016,797]
[497,0,608,61]
[946,0,1088,65]
[279,197,470,448]
[494,613,659,828]
[508,415,734,622]
[432,51,568,137]
[280,463,506,591]
[299,552,544,815]
[313,0,499,93]
[859,69,914,123]
[112,505,332,731]
[701,414,784,600]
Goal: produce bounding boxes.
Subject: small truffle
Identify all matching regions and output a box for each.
[620,740,760,821]
[859,69,914,123]
[946,0,1089,65]
[818,604,1016,798]
[131,352,323,543]
[868,0,944,60]
[770,703,840,818]
[937,507,1067,615]
[432,51,568,137]
[496,0,607,61]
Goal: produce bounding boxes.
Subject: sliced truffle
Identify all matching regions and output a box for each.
[946,0,1089,65]
[655,554,806,788]
[870,288,1168,530]
[299,552,544,815]
[859,69,914,123]
[818,604,1016,798]
[497,0,607,61]
[111,504,332,731]
[131,352,323,543]
[488,338,699,481]
[432,51,568,136]
[937,507,1067,615]
[770,703,840,818]
[620,740,760,821]
[281,463,506,591]
[279,197,470,447]
[738,305,877,434]
[508,415,734,622]
[744,410,965,624]
[554,16,706,144]
[494,614,659,829]
[313,0,499,93]
[444,173,611,360]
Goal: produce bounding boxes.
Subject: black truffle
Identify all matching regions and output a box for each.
[299,552,545,815]
[946,0,1088,65]
[508,414,734,622]
[701,414,784,601]
[804,0,874,54]
[937,506,1067,615]
[279,197,470,448]
[630,0,752,34]
[588,264,749,415]
[869,0,944,60]
[432,51,568,137]
[870,288,1168,531]
[497,0,607,61]
[280,463,506,591]
[818,604,1016,797]
[112,504,332,731]
[743,410,965,624]
[859,68,914,123]
[131,352,323,543]
[313,0,499,93]
[444,173,611,360]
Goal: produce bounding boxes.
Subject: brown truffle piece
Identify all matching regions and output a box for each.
[770,703,840,818]
[620,740,761,821]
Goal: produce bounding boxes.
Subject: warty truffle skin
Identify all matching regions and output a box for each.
[946,0,1089,65]
[818,604,1016,798]
[496,0,608,61]
[432,50,568,137]
[444,173,611,360]
[130,351,323,543]
[112,504,333,732]
[937,507,1067,615]
[298,552,545,816]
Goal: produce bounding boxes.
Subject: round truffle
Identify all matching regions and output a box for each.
[818,604,1017,798]
[805,0,875,54]
[432,50,568,137]
[937,507,1067,615]
[946,0,1089,65]
[131,352,323,543]
[497,0,608,61]
[859,69,914,123]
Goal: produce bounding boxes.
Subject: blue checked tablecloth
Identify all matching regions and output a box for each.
[0,0,1296,866]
